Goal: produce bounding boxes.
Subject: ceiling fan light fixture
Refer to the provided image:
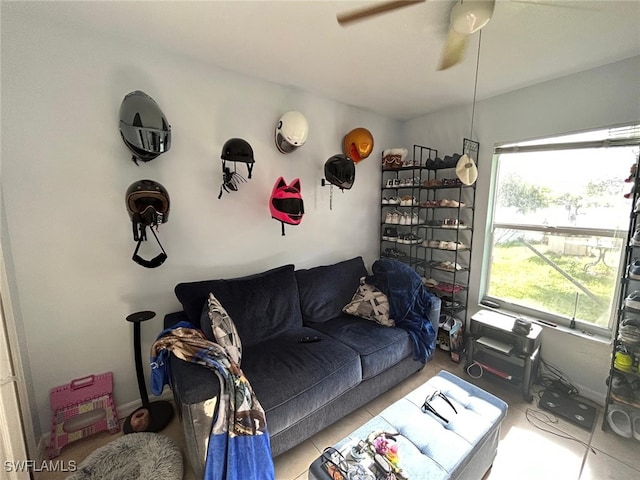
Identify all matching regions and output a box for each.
[450,0,495,35]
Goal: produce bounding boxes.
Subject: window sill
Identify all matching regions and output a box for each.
[474,305,612,345]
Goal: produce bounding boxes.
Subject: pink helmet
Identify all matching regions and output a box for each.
[270,177,304,235]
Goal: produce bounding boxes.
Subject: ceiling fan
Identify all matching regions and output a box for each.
[337,0,496,71]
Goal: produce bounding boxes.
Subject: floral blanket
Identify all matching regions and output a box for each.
[150,294,274,480]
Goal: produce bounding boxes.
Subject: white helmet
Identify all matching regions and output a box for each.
[275,111,309,154]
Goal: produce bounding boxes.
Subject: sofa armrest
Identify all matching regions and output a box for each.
[169,355,221,406]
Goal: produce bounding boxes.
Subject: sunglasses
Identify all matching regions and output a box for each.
[421,389,457,423]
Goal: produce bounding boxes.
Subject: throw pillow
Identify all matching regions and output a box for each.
[343,277,394,327]
[204,293,242,365]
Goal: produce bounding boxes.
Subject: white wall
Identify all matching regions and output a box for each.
[403,55,640,403]
[1,10,400,437]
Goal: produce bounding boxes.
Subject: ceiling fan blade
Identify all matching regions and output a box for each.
[337,0,425,26]
[438,28,468,71]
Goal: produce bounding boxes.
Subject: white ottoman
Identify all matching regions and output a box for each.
[309,370,507,480]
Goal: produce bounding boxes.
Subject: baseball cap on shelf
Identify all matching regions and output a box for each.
[455,154,478,185]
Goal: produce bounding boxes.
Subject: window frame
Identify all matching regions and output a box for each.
[480,125,640,337]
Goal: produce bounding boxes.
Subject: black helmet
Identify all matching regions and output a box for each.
[218,138,255,199]
[324,154,356,190]
[119,91,171,165]
[221,138,255,170]
[125,180,170,268]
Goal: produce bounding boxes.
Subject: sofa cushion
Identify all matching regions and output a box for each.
[175,264,302,347]
[295,257,368,324]
[310,314,412,380]
[241,327,361,437]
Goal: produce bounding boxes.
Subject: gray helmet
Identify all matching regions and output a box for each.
[119,91,171,165]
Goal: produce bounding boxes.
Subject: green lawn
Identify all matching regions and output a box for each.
[488,243,619,326]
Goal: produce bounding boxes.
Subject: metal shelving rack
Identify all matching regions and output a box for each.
[602,153,640,435]
[380,139,478,332]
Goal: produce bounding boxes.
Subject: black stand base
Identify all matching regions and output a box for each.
[123,400,175,434]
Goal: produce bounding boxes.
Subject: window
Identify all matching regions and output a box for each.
[483,125,640,333]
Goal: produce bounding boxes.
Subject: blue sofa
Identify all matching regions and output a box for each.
[163,256,441,477]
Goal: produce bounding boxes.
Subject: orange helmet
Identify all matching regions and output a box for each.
[343,128,374,163]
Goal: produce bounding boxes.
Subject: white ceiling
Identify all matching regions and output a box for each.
[11,0,640,120]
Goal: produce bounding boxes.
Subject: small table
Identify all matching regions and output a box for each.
[309,370,507,480]
[467,310,542,402]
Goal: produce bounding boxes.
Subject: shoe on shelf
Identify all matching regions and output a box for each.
[607,406,633,438]
[404,233,423,245]
[625,290,640,310]
[607,372,634,399]
[634,197,640,213]
[422,277,439,287]
[631,229,640,246]
[382,227,398,242]
[382,197,390,205]
[442,218,459,228]
[629,259,640,280]
[618,323,640,345]
[614,350,634,372]
[631,379,640,402]
[633,415,640,442]
[388,197,401,205]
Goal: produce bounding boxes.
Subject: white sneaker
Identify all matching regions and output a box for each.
[607,406,632,438]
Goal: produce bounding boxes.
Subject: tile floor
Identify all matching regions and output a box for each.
[37,349,639,480]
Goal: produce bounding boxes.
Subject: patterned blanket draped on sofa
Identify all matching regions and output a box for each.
[150,314,275,480]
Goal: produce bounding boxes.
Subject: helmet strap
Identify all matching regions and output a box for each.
[329,184,333,211]
[246,162,254,179]
[281,222,286,236]
[132,225,167,268]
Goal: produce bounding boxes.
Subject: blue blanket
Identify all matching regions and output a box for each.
[150,321,275,480]
[366,258,437,362]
